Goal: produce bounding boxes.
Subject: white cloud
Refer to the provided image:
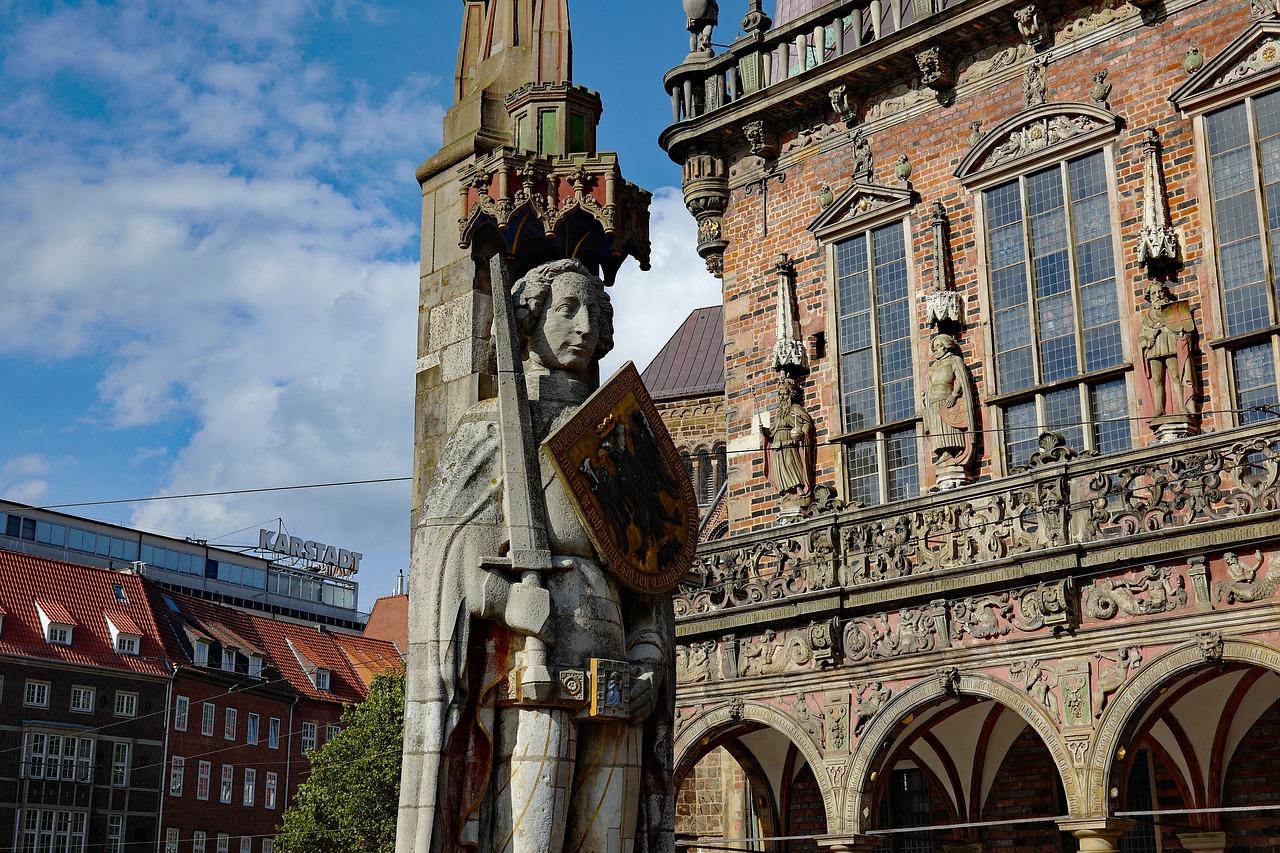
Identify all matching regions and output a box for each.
[602,187,723,377]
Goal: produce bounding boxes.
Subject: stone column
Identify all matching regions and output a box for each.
[1178,832,1227,853]
[1057,818,1135,853]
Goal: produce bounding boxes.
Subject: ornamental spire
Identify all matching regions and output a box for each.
[456,0,572,102]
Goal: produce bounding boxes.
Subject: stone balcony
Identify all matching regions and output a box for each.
[661,0,1036,161]
[676,420,1280,638]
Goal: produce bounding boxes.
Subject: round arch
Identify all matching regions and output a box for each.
[1088,635,1280,816]
[844,671,1082,832]
[674,700,838,830]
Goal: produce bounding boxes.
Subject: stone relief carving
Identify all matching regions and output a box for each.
[1089,70,1112,109]
[982,112,1111,171]
[916,45,955,95]
[1059,658,1091,727]
[830,84,858,126]
[825,704,849,751]
[957,42,1034,87]
[937,666,962,697]
[1095,646,1141,716]
[1010,657,1060,722]
[1023,55,1048,106]
[1055,0,1135,43]
[793,693,825,740]
[843,605,947,662]
[850,129,874,181]
[808,617,843,667]
[1217,550,1280,604]
[738,628,822,677]
[782,122,841,154]
[744,120,776,159]
[683,154,729,278]
[1198,631,1226,664]
[1025,431,1080,467]
[1015,3,1048,48]
[949,579,1079,642]
[853,682,893,736]
[678,538,808,616]
[1083,564,1187,620]
[1253,0,1280,20]
[675,641,717,684]
[1217,35,1280,86]
[865,82,934,122]
[1081,435,1280,537]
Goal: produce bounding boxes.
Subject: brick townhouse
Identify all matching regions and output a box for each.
[0,547,401,853]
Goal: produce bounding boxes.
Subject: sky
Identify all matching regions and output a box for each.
[0,0,724,609]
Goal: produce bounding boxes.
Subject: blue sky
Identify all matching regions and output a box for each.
[0,0,721,607]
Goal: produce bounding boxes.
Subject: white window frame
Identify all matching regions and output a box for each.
[175,695,190,732]
[268,717,280,749]
[265,771,278,809]
[108,815,124,853]
[223,646,237,672]
[166,827,179,853]
[225,707,238,741]
[70,686,95,714]
[170,755,185,796]
[221,765,234,804]
[217,834,230,853]
[114,691,138,718]
[197,760,212,800]
[202,701,216,736]
[24,680,49,708]
[301,721,317,753]
[247,713,260,745]
[194,831,207,853]
[112,741,130,787]
[195,639,210,666]
[243,767,256,806]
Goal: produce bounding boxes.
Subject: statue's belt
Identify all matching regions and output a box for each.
[495,658,633,719]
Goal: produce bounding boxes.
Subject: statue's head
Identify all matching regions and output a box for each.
[1144,281,1171,305]
[777,376,801,404]
[931,333,958,356]
[512,259,615,377]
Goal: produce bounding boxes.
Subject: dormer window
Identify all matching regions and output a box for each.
[248,655,264,678]
[105,615,142,657]
[222,647,237,672]
[194,640,210,666]
[313,668,331,691]
[35,601,75,647]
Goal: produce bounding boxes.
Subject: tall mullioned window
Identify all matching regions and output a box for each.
[835,220,919,505]
[1206,92,1280,420]
[985,150,1130,465]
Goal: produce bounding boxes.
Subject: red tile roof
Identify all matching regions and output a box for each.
[641,305,725,401]
[104,610,144,636]
[34,598,77,625]
[0,550,172,676]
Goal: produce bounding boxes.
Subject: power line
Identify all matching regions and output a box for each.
[33,477,411,511]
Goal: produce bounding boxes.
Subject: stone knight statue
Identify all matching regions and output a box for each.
[396,258,677,853]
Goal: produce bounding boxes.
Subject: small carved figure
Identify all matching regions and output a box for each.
[1084,564,1187,619]
[937,667,962,697]
[1024,55,1048,106]
[683,0,719,55]
[1090,70,1112,108]
[851,129,874,180]
[853,682,892,735]
[1095,647,1142,716]
[923,334,977,483]
[1027,431,1078,467]
[793,694,825,739]
[1217,550,1280,604]
[916,45,953,91]
[762,378,815,510]
[1198,631,1225,664]
[738,629,781,677]
[1010,658,1059,721]
[1138,282,1196,419]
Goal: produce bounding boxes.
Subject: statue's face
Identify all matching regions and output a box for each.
[528,272,601,377]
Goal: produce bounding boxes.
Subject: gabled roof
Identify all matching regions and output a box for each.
[641,305,724,401]
[104,611,144,636]
[253,618,399,705]
[0,550,172,676]
[363,593,408,654]
[332,631,404,689]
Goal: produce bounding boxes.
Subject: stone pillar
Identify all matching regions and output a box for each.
[1057,818,1135,853]
[1178,832,1227,853]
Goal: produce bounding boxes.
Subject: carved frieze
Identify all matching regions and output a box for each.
[1217,550,1280,604]
[675,641,717,684]
[949,579,1079,643]
[1055,0,1135,43]
[964,109,1115,177]
[865,82,934,122]
[957,42,1034,87]
[793,693,825,741]
[1095,646,1141,716]
[738,627,823,677]
[843,604,948,662]
[1059,658,1092,727]
[1083,564,1188,620]
[679,538,808,616]
[1010,657,1060,722]
[825,696,850,751]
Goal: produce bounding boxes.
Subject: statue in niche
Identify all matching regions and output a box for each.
[762,377,815,513]
[922,334,977,488]
[397,259,677,853]
[1138,282,1196,425]
[683,0,719,56]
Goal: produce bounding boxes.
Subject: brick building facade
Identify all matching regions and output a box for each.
[658,0,1280,850]
[0,548,401,853]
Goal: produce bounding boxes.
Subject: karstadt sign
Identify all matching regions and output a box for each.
[258,529,362,577]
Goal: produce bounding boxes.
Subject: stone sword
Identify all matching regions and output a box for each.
[485,253,556,702]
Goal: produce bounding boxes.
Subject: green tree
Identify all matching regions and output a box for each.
[278,667,405,852]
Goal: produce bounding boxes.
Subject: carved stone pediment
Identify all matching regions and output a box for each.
[1171,20,1280,114]
[807,181,915,241]
[955,103,1119,187]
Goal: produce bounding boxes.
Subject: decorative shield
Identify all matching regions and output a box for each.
[542,361,699,594]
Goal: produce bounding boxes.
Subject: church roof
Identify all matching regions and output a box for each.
[641,305,724,401]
